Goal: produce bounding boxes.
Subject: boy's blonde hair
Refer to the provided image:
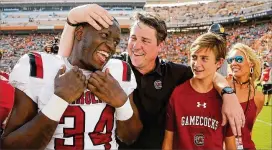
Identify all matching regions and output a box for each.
[190,32,227,61]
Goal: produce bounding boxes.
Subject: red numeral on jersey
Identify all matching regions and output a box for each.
[55,105,114,150]
[89,105,114,150]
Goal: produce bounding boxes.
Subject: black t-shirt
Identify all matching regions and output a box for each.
[118,57,193,149]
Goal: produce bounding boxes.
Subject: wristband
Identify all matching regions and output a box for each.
[66,17,79,27]
[116,98,133,121]
[41,94,69,121]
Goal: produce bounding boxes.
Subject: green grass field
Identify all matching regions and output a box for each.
[253,105,272,149]
[252,85,272,150]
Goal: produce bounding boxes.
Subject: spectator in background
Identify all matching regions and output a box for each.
[260,62,272,106]
[44,43,53,54]
[208,23,229,77]
[0,51,10,79]
[226,43,265,149]
[269,55,272,68]
[0,50,14,134]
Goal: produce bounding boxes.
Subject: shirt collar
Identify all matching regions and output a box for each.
[62,56,93,76]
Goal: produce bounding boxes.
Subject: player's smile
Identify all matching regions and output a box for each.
[93,43,113,67]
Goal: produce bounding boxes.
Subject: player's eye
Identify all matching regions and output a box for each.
[101,33,108,38]
[114,40,120,46]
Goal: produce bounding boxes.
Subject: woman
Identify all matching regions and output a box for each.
[226,43,265,149]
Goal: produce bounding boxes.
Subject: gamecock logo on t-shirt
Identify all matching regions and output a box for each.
[194,134,204,146]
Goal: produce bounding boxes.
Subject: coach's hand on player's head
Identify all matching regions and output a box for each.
[68,4,114,30]
[54,65,86,103]
[87,68,127,108]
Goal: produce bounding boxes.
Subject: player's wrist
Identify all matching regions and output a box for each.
[116,98,133,121]
[66,10,79,26]
[54,91,71,103]
[66,17,79,27]
[41,94,69,121]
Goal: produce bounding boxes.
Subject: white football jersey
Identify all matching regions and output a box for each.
[9,52,137,150]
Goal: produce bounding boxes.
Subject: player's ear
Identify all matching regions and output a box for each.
[75,26,84,41]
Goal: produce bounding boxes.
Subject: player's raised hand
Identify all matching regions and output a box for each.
[87,68,127,108]
[54,65,86,103]
[68,4,114,30]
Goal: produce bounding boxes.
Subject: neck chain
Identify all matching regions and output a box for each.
[233,77,250,86]
[232,77,251,115]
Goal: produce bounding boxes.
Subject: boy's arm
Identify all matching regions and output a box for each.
[225,136,237,150]
[162,130,174,150]
[213,72,245,138]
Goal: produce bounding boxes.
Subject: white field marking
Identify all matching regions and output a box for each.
[256,119,272,126]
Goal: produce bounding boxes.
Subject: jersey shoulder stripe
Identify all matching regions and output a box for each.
[28,52,43,79]
[121,61,131,82]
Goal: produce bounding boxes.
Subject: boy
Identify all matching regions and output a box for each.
[162,32,235,149]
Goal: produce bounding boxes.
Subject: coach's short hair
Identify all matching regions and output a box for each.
[132,13,167,45]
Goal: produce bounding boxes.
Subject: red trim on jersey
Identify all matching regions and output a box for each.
[28,52,43,79]
[34,53,43,78]
[0,72,9,80]
[0,79,14,126]
[122,61,131,81]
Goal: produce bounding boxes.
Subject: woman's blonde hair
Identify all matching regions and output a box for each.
[229,43,261,82]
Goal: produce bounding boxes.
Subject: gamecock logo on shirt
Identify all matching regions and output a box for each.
[194,134,204,146]
[154,80,162,89]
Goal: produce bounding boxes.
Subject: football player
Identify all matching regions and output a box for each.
[1,5,142,149]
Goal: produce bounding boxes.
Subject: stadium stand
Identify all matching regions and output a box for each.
[0,0,271,72]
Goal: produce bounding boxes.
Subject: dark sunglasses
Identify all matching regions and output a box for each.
[227,55,244,64]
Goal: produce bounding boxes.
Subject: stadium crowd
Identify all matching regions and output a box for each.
[160,22,272,64]
[145,0,271,25]
[1,0,271,28]
[1,22,271,72]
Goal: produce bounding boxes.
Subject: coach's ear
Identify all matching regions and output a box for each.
[158,41,165,53]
